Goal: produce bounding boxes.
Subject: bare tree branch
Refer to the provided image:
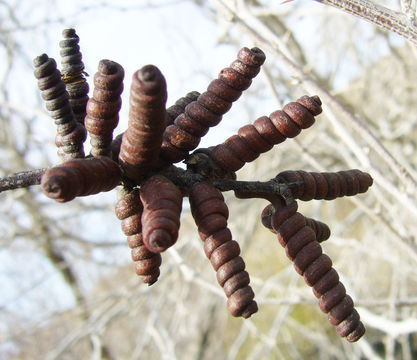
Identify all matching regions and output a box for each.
[313,0,417,45]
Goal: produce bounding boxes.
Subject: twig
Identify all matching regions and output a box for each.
[313,0,417,46]
[160,166,296,201]
[0,168,47,192]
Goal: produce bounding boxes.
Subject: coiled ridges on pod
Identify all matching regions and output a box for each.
[261,201,365,342]
[85,59,124,157]
[140,175,183,253]
[59,28,89,125]
[166,91,200,126]
[41,156,121,202]
[34,53,86,160]
[305,217,331,243]
[189,181,258,318]
[159,47,266,165]
[119,65,167,180]
[210,95,322,172]
[115,188,162,285]
[277,169,373,201]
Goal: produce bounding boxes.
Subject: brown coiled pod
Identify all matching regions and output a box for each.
[166,91,200,126]
[111,133,123,163]
[189,181,258,318]
[209,95,322,172]
[109,91,200,162]
[277,169,373,201]
[59,28,89,125]
[261,201,365,342]
[119,65,167,180]
[159,47,266,164]
[140,175,182,253]
[41,156,121,202]
[34,53,86,160]
[305,217,331,243]
[85,59,124,157]
[115,187,162,285]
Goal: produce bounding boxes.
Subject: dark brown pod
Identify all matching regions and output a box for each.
[189,181,257,318]
[209,96,322,172]
[85,59,124,157]
[305,217,331,242]
[140,175,182,253]
[277,169,373,201]
[159,47,266,165]
[59,28,89,126]
[166,91,200,126]
[115,187,162,285]
[41,156,121,202]
[263,200,365,342]
[111,133,123,162]
[34,53,86,160]
[119,65,167,180]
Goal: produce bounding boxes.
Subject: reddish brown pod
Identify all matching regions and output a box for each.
[59,28,89,126]
[140,175,183,253]
[34,53,86,160]
[119,65,167,180]
[305,217,331,243]
[209,95,322,173]
[189,181,257,318]
[115,188,162,285]
[261,200,365,342]
[277,169,373,201]
[41,156,121,202]
[159,47,266,164]
[166,91,200,126]
[85,60,124,157]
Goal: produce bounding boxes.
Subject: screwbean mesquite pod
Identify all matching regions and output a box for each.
[0,29,376,343]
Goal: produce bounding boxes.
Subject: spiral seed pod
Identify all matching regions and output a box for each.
[305,217,331,243]
[59,28,89,125]
[189,181,258,318]
[119,65,167,180]
[140,175,182,253]
[111,133,124,163]
[115,187,162,285]
[110,85,195,162]
[85,60,124,157]
[166,91,200,126]
[159,47,266,164]
[41,156,121,202]
[34,53,86,160]
[109,90,195,163]
[209,95,322,172]
[261,200,365,342]
[277,169,373,201]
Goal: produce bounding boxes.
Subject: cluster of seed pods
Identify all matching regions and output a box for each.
[189,181,258,318]
[32,29,375,339]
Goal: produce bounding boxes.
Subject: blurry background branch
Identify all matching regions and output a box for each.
[313,0,417,45]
